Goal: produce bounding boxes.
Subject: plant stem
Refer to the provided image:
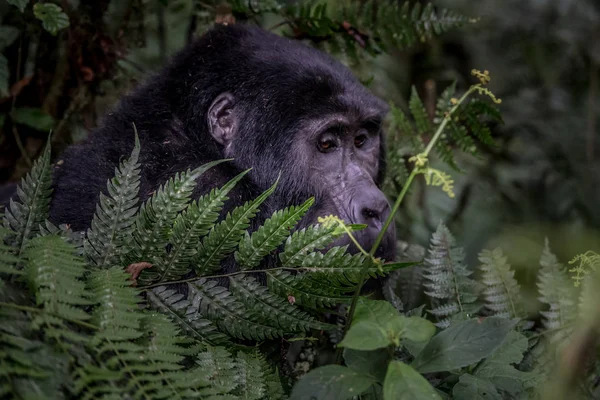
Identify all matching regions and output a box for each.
[335,85,480,364]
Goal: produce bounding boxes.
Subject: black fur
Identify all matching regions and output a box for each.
[43,24,395,266]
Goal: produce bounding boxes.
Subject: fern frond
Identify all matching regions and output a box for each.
[188,279,283,341]
[568,251,600,287]
[24,235,92,323]
[85,131,141,268]
[129,160,227,266]
[279,223,343,267]
[0,227,21,275]
[229,276,332,331]
[423,223,478,327]
[194,346,239,394]
[0,310,69,399]
[537,240,577,338]
[409,86,433,137]
[194,178,278,276]
[233,351,268,400]
[236,197,314,270]
[143,170,249,285]
[147,285,231,346]
[285,1,470,58]
[3,140,53,254]
[389,102,424,152]
[79,267,205,399]
[88,266,143,342]
[478,248,523,319]
[267,269,350,308]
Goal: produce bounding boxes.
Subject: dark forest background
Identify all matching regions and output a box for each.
[1,0,599,298]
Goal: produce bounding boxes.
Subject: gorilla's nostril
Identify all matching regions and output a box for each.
[362,208,380,220]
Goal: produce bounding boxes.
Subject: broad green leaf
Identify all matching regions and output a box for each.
[383,361,441,400]
[0,54,8,97]
[339,298,435,350]
[0,26,20,50]
[412,317,517,373]
[452,374,501,400]
[12,107,55,131]
[290,365,376,400]
[7,0,29,12]
[33,3,70,35]
[343,348,390,383]
[338,321,389,351]
[475,330,533,394]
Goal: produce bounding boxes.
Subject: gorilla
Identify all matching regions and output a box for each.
[48,23,396,265]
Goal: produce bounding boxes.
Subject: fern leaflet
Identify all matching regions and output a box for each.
[229,276,333,331]
[423,223,478,328]
[129,159,227,265]
[144,169,249,284]
[188,279,283,341]
[3,140,53,254]
[85,131,141,268]
[147,285,231,346]
[194,178,277,275]
[478,248,523,319]
[236,197,314,270]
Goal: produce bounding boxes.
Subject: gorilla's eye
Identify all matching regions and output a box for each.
[354,135,367,148]
[317,138,337,153]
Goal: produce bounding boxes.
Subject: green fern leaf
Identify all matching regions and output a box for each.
[409,86,433,138]
[0,227,21,276]
[85,131,141,268]
[423,223,478,328]
[147,285,231,346]
[478,248,523,319]
[266,269,350,309]
[279,223,343,267]
[234,351,268,400]
[236,197,314,270]
[194,346,239,394]
[229,276,333,331]
[88,266,143,342]
[537,239,577,338]
[24,235,92,322]
[188,279,283,341]
[3,140,53,254]
[194,178,278,275]
[144,169,249,284]
[129,159,227,265]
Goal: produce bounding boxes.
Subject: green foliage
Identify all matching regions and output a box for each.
[423,222,478,328]
[478,248,523,319]
[388,83,502,172]
[536,240,578,339]
[383,361,441,400]
[339,299,435,351]
[290,364,377,400]
[85,130,141,268]
[195,177,278,275]
[412,317,517,373]
[33,3,70,36]
[3,140,53,254]
[282,1,470,61]
[236,197,314,270]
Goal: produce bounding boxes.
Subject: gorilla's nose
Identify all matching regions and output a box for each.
[354,192,391,230]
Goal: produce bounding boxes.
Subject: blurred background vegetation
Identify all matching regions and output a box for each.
[1,0,599,314]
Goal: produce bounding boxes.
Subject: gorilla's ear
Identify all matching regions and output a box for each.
[208,92,237,147]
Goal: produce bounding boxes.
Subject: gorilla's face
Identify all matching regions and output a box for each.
[297,111,394,260]
[207,86,396,261]
[203,27,396,261]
